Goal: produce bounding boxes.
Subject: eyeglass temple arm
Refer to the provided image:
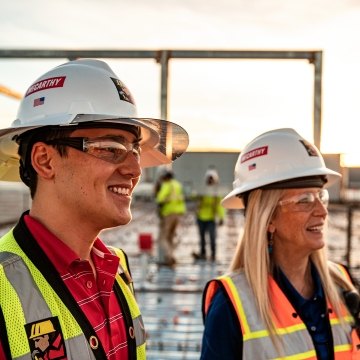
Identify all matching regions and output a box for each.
[46,137,85,150]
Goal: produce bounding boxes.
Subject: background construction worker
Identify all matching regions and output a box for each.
[201,128,360,359]
[156,169,186,267]
[0,59,188,359]
[192,167,225,262]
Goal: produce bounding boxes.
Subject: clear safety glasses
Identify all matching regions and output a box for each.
[278,189,329,212]
[45,136,141,164]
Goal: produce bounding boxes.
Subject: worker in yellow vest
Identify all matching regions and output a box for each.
[156,170,186,267]
[0,59,189,359]
[201,128,360,359]
[192,167,225,262]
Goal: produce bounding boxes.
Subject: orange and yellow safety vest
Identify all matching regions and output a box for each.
[203,266,360,359]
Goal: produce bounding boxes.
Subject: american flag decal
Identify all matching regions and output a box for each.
[33,97,45,107]
[248,163,256,171]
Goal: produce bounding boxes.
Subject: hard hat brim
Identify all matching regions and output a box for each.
[0,115,189,182]
[221,168,342,209]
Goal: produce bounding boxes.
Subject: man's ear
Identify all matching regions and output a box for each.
[31,142,56,180]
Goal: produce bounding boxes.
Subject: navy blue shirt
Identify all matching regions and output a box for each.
[201,264,333,360]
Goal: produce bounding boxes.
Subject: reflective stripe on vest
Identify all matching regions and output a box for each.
[0,230,146,360]
[0,249,96,359]
[204,270,360,359]
[109,246,146,359]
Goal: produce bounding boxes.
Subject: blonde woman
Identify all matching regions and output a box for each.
[201,128,360,359]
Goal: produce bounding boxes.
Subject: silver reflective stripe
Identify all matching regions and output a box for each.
[14,335,97,360]
[243,328,315,359]
[62,335,97,360]
[230,272,316,358]
[331,320,352,347]
[228,271,353,359]
[133,314,146,346]
[1,251,97,360]
[230,272,266,333]
[1,251,52,323]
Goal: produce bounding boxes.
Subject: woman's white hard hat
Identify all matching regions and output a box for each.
[222,128,341,209]
[0,59,189,181]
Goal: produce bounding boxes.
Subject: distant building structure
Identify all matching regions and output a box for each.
[172,152,239,198]
[341,166,360,202]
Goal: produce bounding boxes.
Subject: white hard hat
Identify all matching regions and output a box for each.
[222,128,341,209]
[205,168,219,184]
[0,59,189,182]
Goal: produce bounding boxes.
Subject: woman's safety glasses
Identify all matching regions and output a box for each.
[45,136,141,164]
[278,189,329,212]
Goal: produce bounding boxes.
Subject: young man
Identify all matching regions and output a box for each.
[0,59,188,359]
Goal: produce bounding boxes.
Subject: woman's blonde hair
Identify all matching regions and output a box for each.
[229,188,357,350]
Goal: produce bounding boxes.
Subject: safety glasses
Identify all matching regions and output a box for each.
[278,189,329,212]
[45,136,141,164]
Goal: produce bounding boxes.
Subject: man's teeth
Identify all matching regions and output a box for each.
[109,186,130,195]
[308,226,322,232]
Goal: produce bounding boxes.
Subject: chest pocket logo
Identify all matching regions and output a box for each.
[24,316,67,360]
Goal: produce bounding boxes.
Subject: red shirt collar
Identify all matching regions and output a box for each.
[24,214,117,274]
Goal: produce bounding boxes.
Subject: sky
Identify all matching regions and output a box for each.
[1,0,360,165]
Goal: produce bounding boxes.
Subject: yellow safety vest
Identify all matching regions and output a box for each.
[203,266,360,359]
[156,179,186,217]
[196,194,225,221]
[0,217,146,360]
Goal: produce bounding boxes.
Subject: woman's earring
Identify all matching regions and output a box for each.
[268,232,274,254]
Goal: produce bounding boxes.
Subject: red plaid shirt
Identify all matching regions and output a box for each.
[23,215,129,359]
